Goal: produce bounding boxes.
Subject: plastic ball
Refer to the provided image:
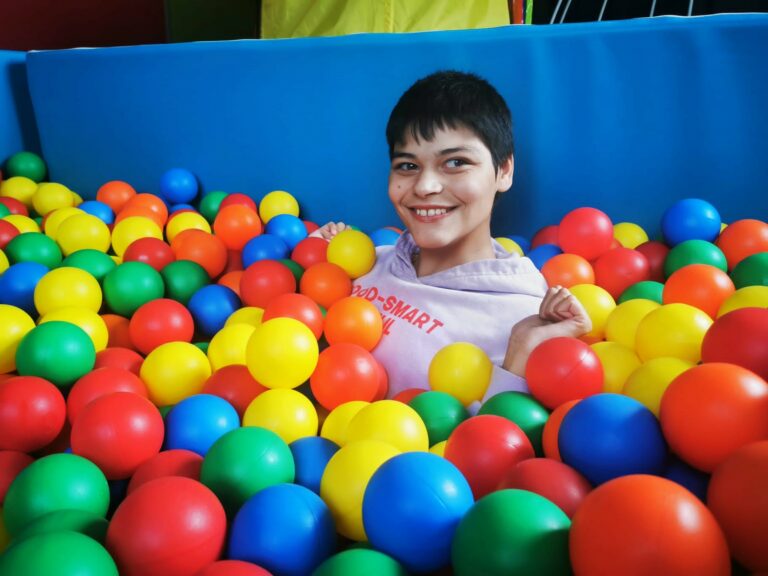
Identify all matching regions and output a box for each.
[707,441,768,572]
[110,216,162,256]
[264,213,307,250]
[558,207,613,260]
[242,233,290,267]
[445,414,534,499]
[62,248,116,281]
[320,440,400,541]
[262,292,323,339]
[0,304,35,373]
[42,206,81,239]
[165,211,211,243]
[3,453,109,535]
[592,247,650,300]
[663,263,734,318]
[128,298,194,354]
[5,231,62,268]
[187,284,240,337]
[570,475,729,576]
[525,243,562,269]
[369,227,401,247]
[664,455,711,502]
[618,279,664,304]
[327,229,376,279]
[310,343,380,410]
[291,236,328,270]
[541,253,594,287]
[299,261,352,308]
[0,195,28,216]
[590,341,641,393]
[243,388,318,444]
[612,221,648,248]
[39,307,109,352]
[604,298,659,349]
[0,451,34,504]
[635,240,669,282]
[540,400,577,461]
[54,213,110,256]
[32,182,74,216]
[0,249,6,273]
[320,401,369,446]
[171,228,228,278]
[200,426,295,515]
[123,237,175,271]
[635,302,712,362]
[664,239,727,277]
[246,317,318,389]
[161,259,210,305]
[159,168,198,204]
[526,337,603,410]
[290,436,339,494]
[346,400,429,452]
[0,262,48,314]
[730,251,768,289]
[478,391,548,455]
[715,218,768,269]
[127,449,203,494]
[428,342,493,407]
[101,314,133,348]
[408,390,469,447]
[531,224,559,248]
[702,307,768,380]
[661,198,721,247]
[10,507,109,547]
[165,394,240,456]
[202,365,268,418]
[569,283,615,341]
[495,236,524,255]
[0,220,20,250]
[96,180,136,213]
[323,296,382,350]
[228,483,336,576]
[622,357,693,416]
[218,193,257,212]
[207,323,255,370]
[660,362,768,472]
[94,347,143,375]
[67,366,148,425]
[140,341,212,406]
[313,549,407,576]
[452,489,571,576]
[103,261,165,317]
[212,204,262,251]
[0,530,118,575]
[5,151,46,182]
[117,193,169,228]
[5,215,40,236]
[198,190,228,222]
[259,190,299,224]
[363,452,474,573]
[106,476,226,576]
[15,321,95,388]
[0,376,66,452]
[239,259,296,309]
[198,561,273,576]
[78,199,115,224]
[34,266,102,316]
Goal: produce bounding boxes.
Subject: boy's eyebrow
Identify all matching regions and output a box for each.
[391,146,481,160]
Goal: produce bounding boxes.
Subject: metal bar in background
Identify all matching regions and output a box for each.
[598,0,609,20]
[560,0,574,23]
[550,0,565,24]
[650,0,658,16]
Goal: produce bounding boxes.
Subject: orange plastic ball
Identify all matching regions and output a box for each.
[299,262,352,309]
[541,254,594,288]
[662,264,735,319]
[171,229,228,279]
[117,193,169,228]
[101,314,134,350]
[96,180,136,213]
[715,218,768,269]
[262,293,324,340]
[541,399,578,461]
[212,205,263,251]
[324,296,383,351]
[217,271,243,297]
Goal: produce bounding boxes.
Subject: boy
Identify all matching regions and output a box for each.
[314,71,591,405]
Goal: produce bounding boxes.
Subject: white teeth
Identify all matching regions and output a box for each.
[415,208,448,217]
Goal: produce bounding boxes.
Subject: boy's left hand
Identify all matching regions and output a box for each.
[502,286,593,377]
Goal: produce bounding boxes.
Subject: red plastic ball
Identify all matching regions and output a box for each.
[531,224,559,249]
[660,363,768,472]
[324,296,383,351]
[291,237,328,269]
[127,449,204,494]
[101,314,135,349]
[498,457,592,518]
[171,229,228,279]
[0,376,66,453]
[570,475,730,576]
[202,365,268,418]
[71,391,164,480]
[94,347,144,375]
[129,298,195,354]
[702,308,768,380]
[526,337,604,410]
[663,263,735,319]
[303,221,320,235]
[444,414,535,499]
[67,367,149,425]
[558,207,614,261]
[239,260,297,308]
[373,359,389,401]
[219,193,257,212]
[0,450,34,504]
[106,476,227,576]
[635,240,670,282]
[715,218,768,269]
[542,400,579,462]
[262,292,324,339]
[123,237,176,271]
[707,440,768,572]
[213,205,263,251]
[0,196,28,216]
[392,388,425,403]
[592,247,650,300]
[223,249,244,274]
[0,219,20,249]
[541,253,594,288]
[310,343,380,410]
[299,262,352,309]
[198,560,273,576]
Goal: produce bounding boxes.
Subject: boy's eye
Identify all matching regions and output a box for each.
[394,162,418,171]
[446,159,468,168]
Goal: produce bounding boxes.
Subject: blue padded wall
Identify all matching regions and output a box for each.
[26,15,768,238]
[0,50,40,166]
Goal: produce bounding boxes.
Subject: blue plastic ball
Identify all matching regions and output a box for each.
[661,198,721,247]
[369,228,401,247]
[0,261,49,315]
[526,243,563,269]
[228,483,336,576]
[362,452,474,573]
[78,200,115,225]
[241,234,290,267]
[265,214,308,250]
[159,168,199,204]
[289,436,339,494]
[169,203,196,214]
[508,234,531,254]
[187,284,241,337]
[664,455,710,502]
[165,394,240,456]
[559,393,667,485]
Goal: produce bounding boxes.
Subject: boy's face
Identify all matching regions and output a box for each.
[388,125,513,254]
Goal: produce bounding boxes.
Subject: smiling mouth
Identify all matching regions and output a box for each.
[409,207,457,220]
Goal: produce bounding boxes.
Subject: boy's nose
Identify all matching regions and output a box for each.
[413,169,442,196]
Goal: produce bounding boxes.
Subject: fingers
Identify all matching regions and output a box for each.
[309,222,347,240]
[540,286,577,321]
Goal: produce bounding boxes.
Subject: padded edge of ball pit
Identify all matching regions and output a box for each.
[24,14,768,237]
[0,50,41,163]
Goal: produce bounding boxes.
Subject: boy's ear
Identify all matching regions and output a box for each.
[496,155,514,193]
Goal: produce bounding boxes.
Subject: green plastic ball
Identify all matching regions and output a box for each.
[0,204,9,218]
[200,426,295,516]
[312,549,408,576]
[61,249,116,283]
[161,260,210,305]
[194,341,210,353]
[730,252,768,288]
[5,151,47,183]
[408,390,469,445]
[158,404,174,419]
[103,261,165,317]
[0,530,117,575]
[15,321,96,388]
[618,280,664,304]
[198,190,228,222]
[4,232,62,268]
[664,239,727,277]
[478,391,549,455]
[12,509,109,545]
[280,258,304,284]
[452,489,572,576]
[3,454,109,535]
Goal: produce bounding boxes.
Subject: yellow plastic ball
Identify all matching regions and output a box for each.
[570,284,616,341]
[613,222,648,249]
[225,306,265,328]
[246,317,318,389]
[243,388,318,444]
[0,250,8,274]
[428,342,493,406]
[591,341,642,394]
[140,341,212,406]
[34,267,102,316]
[4,214,40,234]
[320,401,369,446]
[39,307,109,352]
[259,190,299,224]
[346,400,429,452]
[495,237,524,256]
[56,213,111,255]
[635,303,713,363]
[32,182,74,216]
[623,357,693,416]
[165,211,211,243]
[43,207,84,239]
[604,298,660,350]
[430,440,447,457]
[0,176,37,207]
[327,229,376,279]
[320,440,400,541]
[207,323,256,371]
[0,304,36,373]
[717,286,768,317]
[72,192,84,205]
[111,216,163,256]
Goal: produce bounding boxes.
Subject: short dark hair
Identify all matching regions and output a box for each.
[386,70,514,173]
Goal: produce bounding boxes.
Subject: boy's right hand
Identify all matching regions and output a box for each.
[310,221,348,241]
